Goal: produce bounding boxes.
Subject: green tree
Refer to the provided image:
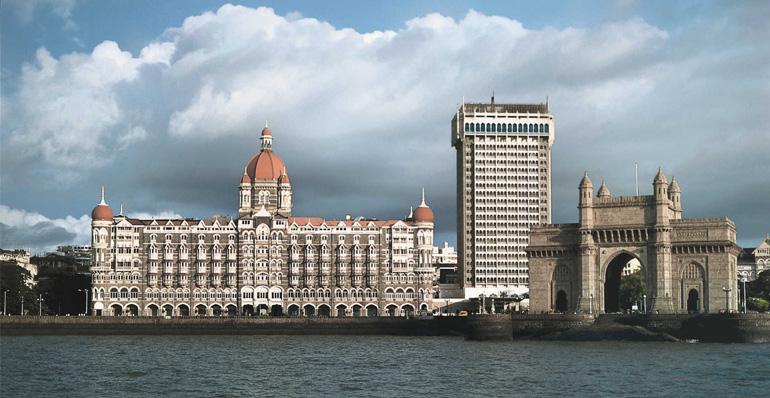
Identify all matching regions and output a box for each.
[747,272,770,301]
[747,297,770,313]
[1,264,49,315]
[619,270,645,312]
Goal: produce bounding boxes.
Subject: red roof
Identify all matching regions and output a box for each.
[91,204,113,221]
[287,217,412,227]
[413,206,434,223]
[245,150,286,180]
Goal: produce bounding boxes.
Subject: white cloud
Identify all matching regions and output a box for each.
[2,4,768,247]
[3,5,673,166]
[0,205,91,253]
[3,41,172,168]
[126,211,184,220]
[6,0,79,28]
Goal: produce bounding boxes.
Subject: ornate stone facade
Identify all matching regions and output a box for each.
[527,169,740,314]
[90,125,435,317]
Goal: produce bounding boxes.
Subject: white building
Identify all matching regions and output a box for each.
[451,98,554,298]
[90,125,436,317]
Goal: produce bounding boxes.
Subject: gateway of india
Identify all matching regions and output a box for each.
[526,169,740,314]
[90,124,436,317]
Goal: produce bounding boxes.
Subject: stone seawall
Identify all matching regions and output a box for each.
[0,316,449,337]
[617,314,770,343]
[3,314,769,342]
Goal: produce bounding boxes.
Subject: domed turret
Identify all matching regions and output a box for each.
[597,180,610,198]
[579,171,593,188]
[279,168,291,186]
[244,121,287,180]
[240,167,251,184]
[413,188,434,223]
[653,167,668,184]
[669,177,680,193]
[91,186,114,221]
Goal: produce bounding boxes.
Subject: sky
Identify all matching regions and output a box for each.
[1,0,769,254]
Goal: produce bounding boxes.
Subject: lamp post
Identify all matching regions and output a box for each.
[643,294,647,314]
[722,287,732,313]
[444,299,450,316]
[38,293,45,316]
[3,290,6,316]
[19,291,24,316]
[589,294,593,314]
[479,294,485,315]
[741,275,746,314]
[77,289,89,316]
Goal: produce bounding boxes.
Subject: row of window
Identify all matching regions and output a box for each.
[465,122,549,133]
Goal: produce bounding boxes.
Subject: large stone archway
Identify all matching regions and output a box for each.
[601,251,645,314]
[527,170,740,314]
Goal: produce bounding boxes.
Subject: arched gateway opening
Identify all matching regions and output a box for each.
[604,253,645,313]
[687,289,700,313]
[555,290,568,313]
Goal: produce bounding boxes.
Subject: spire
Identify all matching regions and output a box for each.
[419,187,427,207]
[265,120,269,128]
[654,167,667,184]
[408,206,413,218]
[579,172,593,188]
[597,180,610,198]
[119,203,124,216]
[99,186,107,205]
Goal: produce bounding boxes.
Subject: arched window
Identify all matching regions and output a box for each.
[464,123,469,132]
[553,265,570,281]
[518,123,522,132]
[682,263,704,279]
[507,123,512,132]
[480,123,485,132]
[545,124,549,133]
[475,123,480,131]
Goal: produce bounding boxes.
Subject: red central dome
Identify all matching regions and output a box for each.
[245,150,286,180]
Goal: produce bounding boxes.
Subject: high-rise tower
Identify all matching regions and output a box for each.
[451,98,554,297]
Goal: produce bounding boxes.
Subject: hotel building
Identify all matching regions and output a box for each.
[451,98,554,297]
[90,125,435,317]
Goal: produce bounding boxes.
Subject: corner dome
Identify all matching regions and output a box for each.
[654,167,668,184]
[91,187,113,221]
[279,169,291,186]
[413,188,434,223]
[413,206,434,223]
[240,167,252,184]
[261,126,271,136]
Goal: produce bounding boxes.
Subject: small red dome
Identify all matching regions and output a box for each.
[240,173,251,184]
[413,206,434,223]
[279,173,290,185]
[261,126,271,136]
[92,204,113,221]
